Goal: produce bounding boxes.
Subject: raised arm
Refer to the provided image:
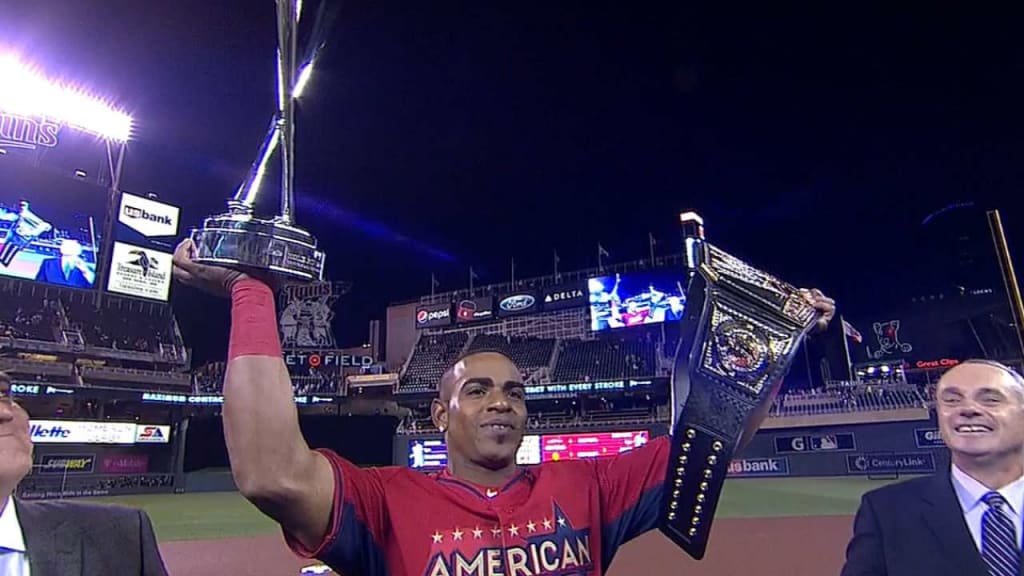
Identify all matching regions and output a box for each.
[171,239,334,551]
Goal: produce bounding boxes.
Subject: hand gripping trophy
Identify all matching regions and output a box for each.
[189,0,325,283]
[659,212,832,559]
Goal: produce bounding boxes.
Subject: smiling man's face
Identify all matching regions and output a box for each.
[937,362,1024,465]
[432,352,527,472]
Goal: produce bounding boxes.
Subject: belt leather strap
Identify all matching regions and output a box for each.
[659,241,822,560]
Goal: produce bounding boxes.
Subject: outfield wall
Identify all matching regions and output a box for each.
[17,443,176,499]
[730,418,950,478]
[392,419,949,479]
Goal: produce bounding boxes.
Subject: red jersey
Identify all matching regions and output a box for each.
[285,435,670,576]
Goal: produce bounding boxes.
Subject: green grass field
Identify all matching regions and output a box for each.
[79,476,908,542]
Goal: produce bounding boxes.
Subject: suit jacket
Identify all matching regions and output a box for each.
[841,472,1024,576]
[14,499,169,576]
[34,258,92,288]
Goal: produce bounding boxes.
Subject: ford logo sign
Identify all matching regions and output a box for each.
[500,294,535,312]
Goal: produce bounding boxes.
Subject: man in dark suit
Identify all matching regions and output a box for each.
[0,371,168,575]
[33,239,95,288]
[841,359,1024,576]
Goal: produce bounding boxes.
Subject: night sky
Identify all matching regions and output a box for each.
[2,2,1021,363]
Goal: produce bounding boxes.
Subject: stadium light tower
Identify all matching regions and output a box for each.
[0,50,135,306]
[0,51,134,189]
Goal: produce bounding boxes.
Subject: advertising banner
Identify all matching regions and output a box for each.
[9,383,76,397]
[134,425,171,444]
[727,458,791,478]
[100,454,150,474]
[414,303,453,329]
[35,454,96,474]
[106,241,173,301]
[455,297,495,323]
[775,433,856,454]
[496,291,540,317]
[28,420,171,445]
[846,452,936,475]
[541,283,587,311]
[914,428,947,449]
[524,378,660,399]
[116,192,180,250]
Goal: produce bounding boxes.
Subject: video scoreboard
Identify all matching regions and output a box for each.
[400,429,654,470]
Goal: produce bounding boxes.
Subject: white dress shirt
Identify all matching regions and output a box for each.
[0,496,31,576]
[951,463,1024,554]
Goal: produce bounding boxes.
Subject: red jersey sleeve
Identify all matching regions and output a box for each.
[593,435,670,566]
[282,448,392,576]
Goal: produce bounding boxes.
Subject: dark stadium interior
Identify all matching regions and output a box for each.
[1,2,1023,574]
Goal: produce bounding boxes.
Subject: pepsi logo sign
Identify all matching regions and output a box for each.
[499,294,536,313]
[416,307,451,325]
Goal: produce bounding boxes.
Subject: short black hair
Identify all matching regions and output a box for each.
[449,347,516,368]
[438,348,519,399]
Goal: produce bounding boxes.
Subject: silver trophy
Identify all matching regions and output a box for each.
[190,0,325,282]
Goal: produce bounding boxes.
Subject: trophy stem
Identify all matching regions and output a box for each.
[275,0,299,226]
[231,116,280,210]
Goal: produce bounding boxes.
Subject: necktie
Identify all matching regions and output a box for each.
[982,492,1020,576]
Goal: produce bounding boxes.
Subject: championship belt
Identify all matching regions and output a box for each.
[658,213,823,560]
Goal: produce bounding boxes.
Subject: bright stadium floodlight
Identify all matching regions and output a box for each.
[0,52,133,142]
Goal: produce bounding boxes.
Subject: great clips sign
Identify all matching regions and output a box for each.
[415,303,453,329]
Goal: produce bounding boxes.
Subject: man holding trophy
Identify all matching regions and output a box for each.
[173,1,837,573]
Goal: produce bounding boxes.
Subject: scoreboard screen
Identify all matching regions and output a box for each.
[541,431,650,462]
[404,431,649,469]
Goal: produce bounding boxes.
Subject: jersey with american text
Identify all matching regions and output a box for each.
[284,435,670,576]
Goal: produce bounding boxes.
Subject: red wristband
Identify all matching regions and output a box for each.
[227,278,282,361]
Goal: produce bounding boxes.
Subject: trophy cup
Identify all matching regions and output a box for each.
[189,0,325,282]
[659,212,825,559]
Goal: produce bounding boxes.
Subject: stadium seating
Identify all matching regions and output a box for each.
[398,332,470,393]
[193,362,226,394]
[0,357,78,385]
[768,385,927,417]
[192,362,341,396]
[17,474,174,500]
[0,287,63,341]
[465,333,556,380]
[64,299,180,355]
[79,365,190,391]
[550,336,659,383]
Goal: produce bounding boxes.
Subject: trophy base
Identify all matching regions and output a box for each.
[189,213,325,282]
